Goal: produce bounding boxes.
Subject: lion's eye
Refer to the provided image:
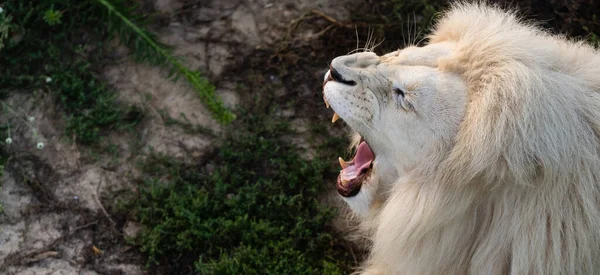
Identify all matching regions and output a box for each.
[393,87,405,98]
[393,86,412,111]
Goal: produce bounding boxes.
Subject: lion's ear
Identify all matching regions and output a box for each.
[395,41,457,68]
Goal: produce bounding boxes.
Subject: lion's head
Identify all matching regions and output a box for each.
[323,41,467,215]
[323,2,600,274]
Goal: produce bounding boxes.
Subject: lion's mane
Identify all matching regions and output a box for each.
[360,2,600,274]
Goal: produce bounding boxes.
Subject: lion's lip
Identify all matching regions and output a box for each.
[323,67,357,87]
[329,67,357,86]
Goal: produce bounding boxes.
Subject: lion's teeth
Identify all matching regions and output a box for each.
[338,157,348,169]
[341,178,348,187]
[325,101,330,108]
[332,113,340,123]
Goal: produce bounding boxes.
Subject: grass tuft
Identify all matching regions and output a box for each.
[124,110,354,274]
[97,0,236,124]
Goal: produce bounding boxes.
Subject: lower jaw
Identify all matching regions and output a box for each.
[336,168,372,197]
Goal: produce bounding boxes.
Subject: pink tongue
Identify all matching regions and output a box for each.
[341,141,374,181]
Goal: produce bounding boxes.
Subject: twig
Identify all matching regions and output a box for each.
[306,25,336,40]
[285,11,315,41]
[20,251,59,265]
[67,221,99,235]
[310,9,395,29]
[311,9,342,26]
[95,179,117,229]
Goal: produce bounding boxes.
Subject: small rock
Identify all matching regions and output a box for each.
[282,109,295,118]
[216,88,240,108]
[195,7,220,22]
[195,0,240,23]
[205,164,215,175]
[153,0,183,14]
[123,221,144,239]
[231,7,261,46]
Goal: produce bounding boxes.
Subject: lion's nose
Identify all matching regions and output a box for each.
[331,52,380,70]
[328,52,380,86]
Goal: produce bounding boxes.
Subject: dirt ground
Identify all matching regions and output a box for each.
[0,0,380,273]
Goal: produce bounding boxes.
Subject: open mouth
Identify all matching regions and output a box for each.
[336,137,374,197]
[323,70,375,197]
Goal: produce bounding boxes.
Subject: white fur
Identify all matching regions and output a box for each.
[323,2,600,274]
[341,184,375,218]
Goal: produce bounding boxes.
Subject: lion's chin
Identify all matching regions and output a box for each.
[336,138,375,198]
[336,167,372,197]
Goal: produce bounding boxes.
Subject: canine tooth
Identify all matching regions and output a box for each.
[325,101,330,108]
[338,157,348,169]
[332,113,340,123]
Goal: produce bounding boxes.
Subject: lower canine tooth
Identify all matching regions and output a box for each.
[332,113,340,123]
[338,157,348,169]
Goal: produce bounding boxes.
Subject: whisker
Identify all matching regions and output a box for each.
[413,12,418,46]
[348,47,373,55]
[355,25,360,54]
[364,27,373,52]
[415,11,438,46]
[415,31,428,46]
[371,37,386,52]
[368,28,375,52]
[407,13,413,46]
[414,20,427,46]
[399,13,407,47]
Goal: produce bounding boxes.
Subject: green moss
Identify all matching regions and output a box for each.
[126,111,354,274]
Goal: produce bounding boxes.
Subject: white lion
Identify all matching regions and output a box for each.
[322,2,600,274]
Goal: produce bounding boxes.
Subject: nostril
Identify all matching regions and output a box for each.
[329,67,357,86]
[329,68,344,81]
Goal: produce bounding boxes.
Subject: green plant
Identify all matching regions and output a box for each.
[125,111,355,274]
[582,26,599,47]
[97,0,236,125]
[0,9,12,52]
[1,101,44,148]
[51,59,144,144]
[43,7,63,26]
[0,0,234,145]
[0,0,147,145]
